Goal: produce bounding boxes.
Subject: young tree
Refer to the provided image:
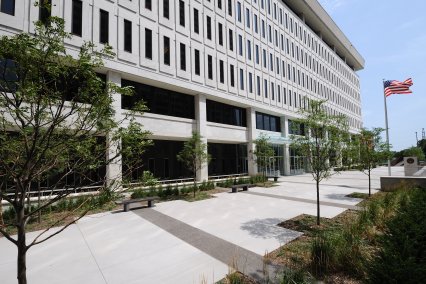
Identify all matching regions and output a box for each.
[177,132,211,198]
[253,134,275,179]
[0,18,150,284]
[357,128,392,196]
[290,100,349,225]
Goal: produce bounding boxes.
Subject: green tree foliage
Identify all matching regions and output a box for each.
[290,100,349,225]
[253,133,275,178]
[0,17,150,284]
[357,128,392,196]
[367,188,426,283]
[417,139,426,159]
[177,132,211,198]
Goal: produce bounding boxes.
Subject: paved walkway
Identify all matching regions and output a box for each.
[0,167,403,284]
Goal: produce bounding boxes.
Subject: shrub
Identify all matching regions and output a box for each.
[131,189,147,199]
[310,231,340,275]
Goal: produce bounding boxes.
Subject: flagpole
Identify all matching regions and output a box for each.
[383,79,391,176]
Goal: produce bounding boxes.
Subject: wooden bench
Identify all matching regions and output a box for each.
[267,176,279,182]
[231,184,250,193]
[115,196,159,212]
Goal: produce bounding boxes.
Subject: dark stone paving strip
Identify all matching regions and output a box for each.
[133,208,283,283]
[243,191,361,210]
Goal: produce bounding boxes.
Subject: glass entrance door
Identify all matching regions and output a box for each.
[290,147,306,175]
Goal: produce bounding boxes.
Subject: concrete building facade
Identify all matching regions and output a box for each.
[0,0,365,183]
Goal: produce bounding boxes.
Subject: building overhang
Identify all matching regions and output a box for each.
[282,0,365,71]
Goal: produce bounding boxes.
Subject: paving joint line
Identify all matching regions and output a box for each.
[133,208,284,283]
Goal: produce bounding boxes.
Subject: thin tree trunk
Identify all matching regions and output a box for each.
[0,196,3,227]
[17,206,27,284]
[316,179,320,226]
[193,175,196,198]
[368,170,371,197]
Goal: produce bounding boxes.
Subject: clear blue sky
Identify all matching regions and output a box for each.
[318,0,426,151]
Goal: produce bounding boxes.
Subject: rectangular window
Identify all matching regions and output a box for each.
[264,79,268,98]
[145,0,152,10]
[256,112,281,132]
[99,9,109,44]
[269,53,273,71]
[247,40,251,60]
[195,49,200,75]
[163,36,170,65]
[261,20,265,38]
[180,43,186,71]
[163,0,169,19]
[257,76,261,96]
[207,16,212,40]
[237,2,241,22]
[230,65,235,87]
[194,8,199,34]
[255,45,259,64]
[179,0,185,27]
[239,68,244,90]
[271,82,275,100]
[277,86,281,102]
[124,19,132,53]
[145,28,152,59]
[71,0,83,36]
[39,0,51,24]
[208,55,213,79]
[228,0,232,16]
[229,29,234,51]
[262,50,266,68]
[254,14,258,33]
[1,0,15,16]
[218,23,223,46]
[219,60,224,83]
[206,100,246,127]
[248,72,253,93]
[238,35,243,56]
[218,0,222,9]
[246,8,250,28]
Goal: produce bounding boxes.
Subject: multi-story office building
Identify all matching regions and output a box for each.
[0,0,364,183]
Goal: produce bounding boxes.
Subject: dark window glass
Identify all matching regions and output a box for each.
[99,9,109,44]
[218,23,223,45]
[145,0,152,10]
[194,8,199,34]
[179,0,185,26]
[228,0,232,16]
[248,73,253,93]
[0,59,18,93]
[124,19,132,52]
[219,60,224,83]
[180,43,186,71]
[195,49,200,75]
[238,35,243,56]
[122,79,195,119]
[207,16,212,40]
[239,69,244,90]
[237,2,241,22]
[163,0,169,19]
[256,112,281,132]
[145,28,152,59]
[71,0,83,36]
[208,143,248,176]
[208,55,213,79]
[207,100,247,127]
[1,0,15,16]
[230,65,235,87]
[229,29,233,51]
[218,0,222,9]
[39,0,51,24]
[164,36,170,65]
[288,119,305,135]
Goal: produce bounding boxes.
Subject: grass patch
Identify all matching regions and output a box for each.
[216,271,257,284]
[254,181,277,188]
[346,192,370,199]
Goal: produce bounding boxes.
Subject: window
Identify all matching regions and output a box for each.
[239,69,244,90]
[194,8,199,34]
[264,79,268,98]
[277,86,281,102]
[163,36,170,65]
[262,49,266,68]
[124,19,132,53]
[39,0,51,24]
[261,20,265,38]
[228,0,232,16]
[255,45,259,64]
[218,23,223,46]
[218,0,222,9]
[237,2,241,22]
[195,49,200,75]
[254,14,258,33]
[163,0,169,19]
[248,72,253,93]
[219,60,224,83]
[271,82,274,100]
[229,29,234,51]
[145,0,152,10]
[207,100,247,127]
[256,76,261,96]
[230,65,235,87]
[288,119,305,135]
[71,0,83,36]
[269,53,273,71]
[180,43,186,71]
[207,16,212,40]
[145,28,152,59]
[1,0,15,15]
[208,55,213,79]
[247,40,251,60]
[179,0,185,27]
[256,112,281,132]
[99,9,109,44]
[246,8,250,28]
[238,35,243,56]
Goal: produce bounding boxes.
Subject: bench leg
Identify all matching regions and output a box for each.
[232,188,237,193]
[243,186,248,191]
[147,200,153,207]
[124,204,129,212]
[274,177,278,182]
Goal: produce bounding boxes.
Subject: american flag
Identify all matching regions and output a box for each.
[384,78,413,97]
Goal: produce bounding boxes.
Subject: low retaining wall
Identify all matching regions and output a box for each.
[380,176,426,191]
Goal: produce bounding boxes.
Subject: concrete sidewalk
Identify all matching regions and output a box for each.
[0,167,399,283]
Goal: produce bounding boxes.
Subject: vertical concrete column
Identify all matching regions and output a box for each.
[106,71,122,189]
[247,108,257,175]
[284,144,291,176]
[195,94,209,182]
